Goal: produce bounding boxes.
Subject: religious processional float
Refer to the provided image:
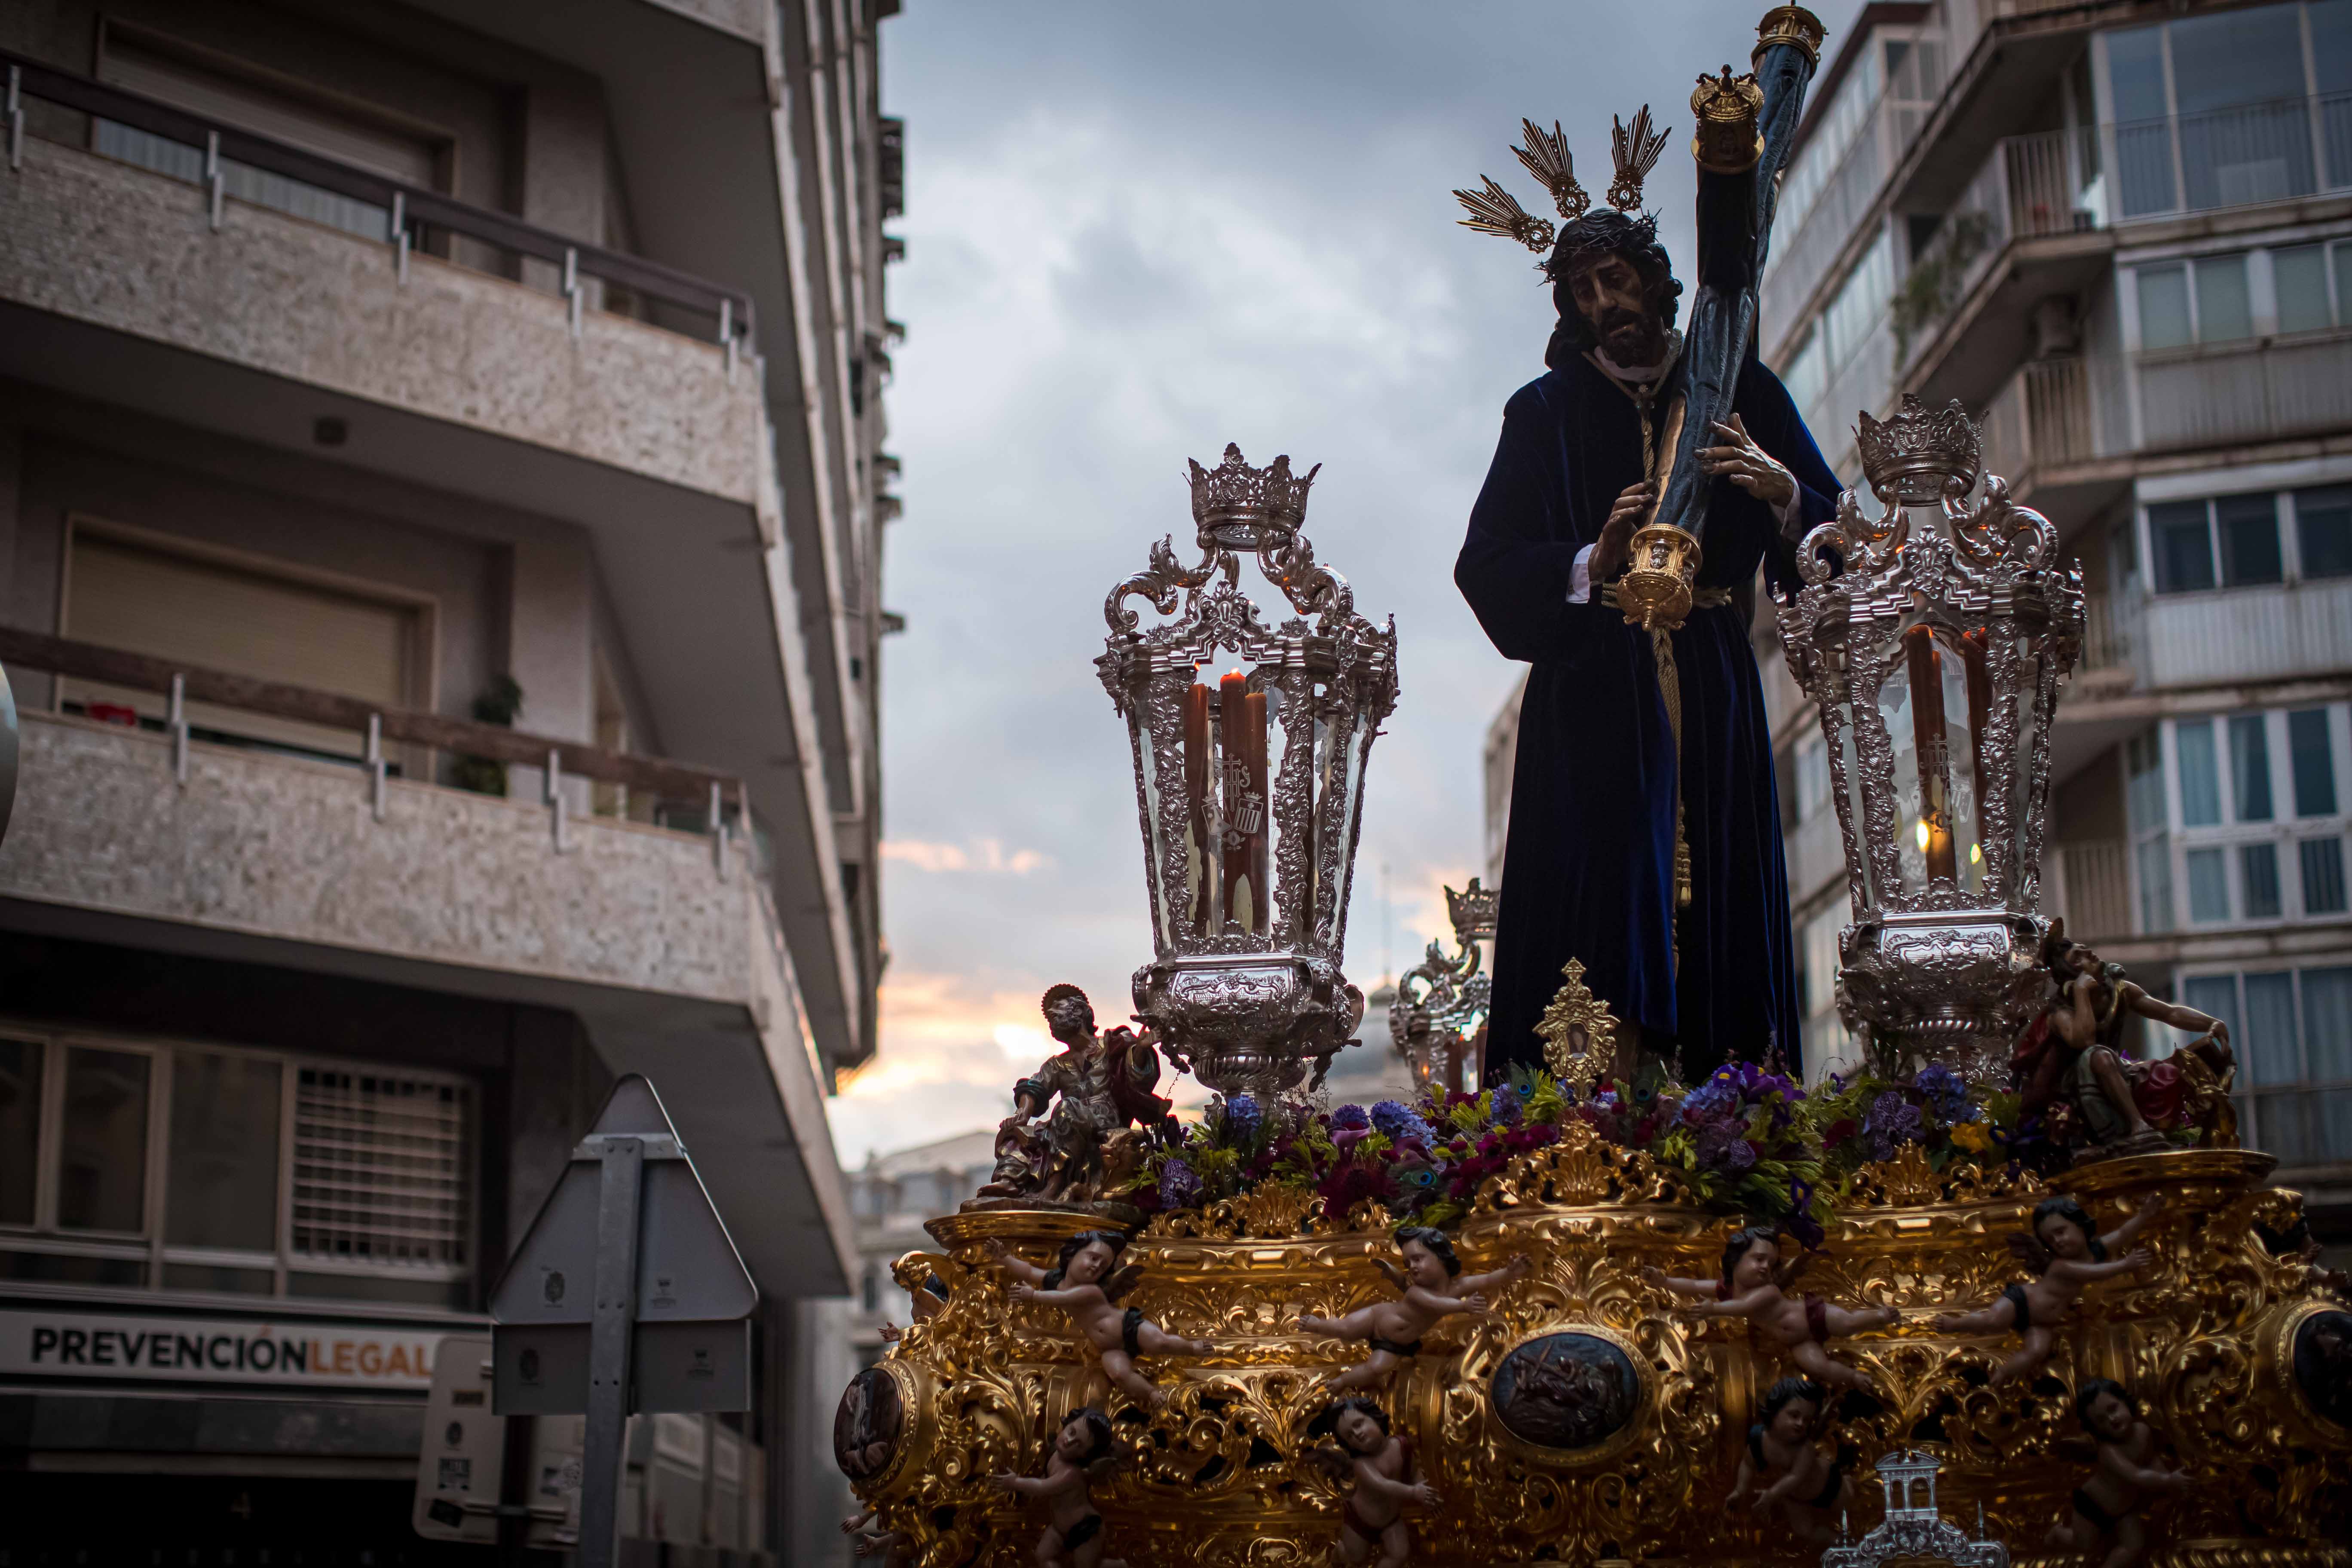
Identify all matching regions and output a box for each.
[833,10,2352,1566]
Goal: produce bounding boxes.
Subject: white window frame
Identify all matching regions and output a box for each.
[2139,705,2352,931]
[2176,959,2352,1164]
[0,1023,476,1301]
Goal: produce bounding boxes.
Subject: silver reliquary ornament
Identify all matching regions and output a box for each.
[1776,395,2085,1083]
[1097,444,1400,1096]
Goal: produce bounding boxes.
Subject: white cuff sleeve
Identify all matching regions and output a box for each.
[1569,544,1596,603]
[1773,485,1803,536]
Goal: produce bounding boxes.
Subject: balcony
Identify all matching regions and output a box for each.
[1901,95,2352,409]
[0,633,854,1295]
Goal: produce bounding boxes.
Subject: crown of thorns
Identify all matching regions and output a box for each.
[1452,107,1668,258]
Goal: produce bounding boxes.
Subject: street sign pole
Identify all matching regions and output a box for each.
[579,1133,644,1568]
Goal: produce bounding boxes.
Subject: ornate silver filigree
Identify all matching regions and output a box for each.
[1821,1451,2008,1568]
[1776,395,2083,1083]
[1098,444,1399,1096]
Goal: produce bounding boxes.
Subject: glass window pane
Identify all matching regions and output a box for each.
[2244,970,2298,1086]
[2301,836,2349,913]
[2255,1088,2313,1164]
[2152,501,2217,591]
[2184,974,2244,1065]
[2168,8,2307,111]
[2231,713,2276,820]
[2318,0,2352,94]
[2177,718,2223,825]
[2218,493,2284,585]
[0,1039,40,1227]
[165,1052,281,1253]
[2138,264,2194,350]
[2135,837,2177,931]
[2107,24,2171,120]
[2289,708,2338,815]
[2295,487,2352,579]
[2317,1086,2352,1164]
[2128,729,2168,830]
[58,1048,150,1234]
[2242,842,2283,916]
[2275,245,2334,331]
[0,1251,143,1287]
[2301,965,2352,1081]
[2196,255,2255,342]
[2187,845,2232,920]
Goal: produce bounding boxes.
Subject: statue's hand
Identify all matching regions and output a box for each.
[1702,416,1796,511]
[1594,482,1650,579]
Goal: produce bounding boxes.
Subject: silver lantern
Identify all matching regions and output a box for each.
[1390,877,1499,1094]
[1096,444,1399,1096]
[1775,395,2085,1083]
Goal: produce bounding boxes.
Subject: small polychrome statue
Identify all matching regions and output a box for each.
[1644,1226,1896,1391]
[2049,1379,2187,1568]
[977,985,1173,1204]
[986,1230,1212,1410]
[877,1274,949,1345]
[1932,1195,2159,1385]
[2014,924,2234,1153]
[1308,1398,1436,1568]
[1297,1226,1531,1392]
[839,1509,914,1566]
[1726,1376,1851,1547]
[993,1406,1128,1568]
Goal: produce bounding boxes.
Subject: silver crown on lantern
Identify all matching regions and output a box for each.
[1187,442,1321,552]
[1446,876,1501,945]
[1854,394,1984,506]
[1099,444,1397,1097]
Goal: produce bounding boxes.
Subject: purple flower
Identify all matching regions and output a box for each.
[1371,1099,1433,1145]
[1330,1104,1370,1132]
[1864,1090,1926,1161]
[1490,1084,1522,1124]
[1158,1158,1203,1211]
[1914,1063,1975,1124]
[1221,1094,1262,1145]
[1682,1067,1742,1122]
[1695,1118,1758,1174]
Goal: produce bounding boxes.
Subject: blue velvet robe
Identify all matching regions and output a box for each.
[1456,351,1841,1080]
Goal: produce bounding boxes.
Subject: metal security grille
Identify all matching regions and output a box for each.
[291,1066,470,1271]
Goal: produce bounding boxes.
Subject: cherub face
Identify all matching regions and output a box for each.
[1055,1414,1094,1461]
[1732,1237,1779,1290]
[1334,1407,1383,1456]
[1067,1240,1116,1286]
[2039,1213,2091,1261]
[2084,1388,2133,1442]
[1401,1239,1449,1289]
[1768,1395,1821,1444]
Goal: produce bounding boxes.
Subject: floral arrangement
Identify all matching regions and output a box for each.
[1125,1057,2040,1241]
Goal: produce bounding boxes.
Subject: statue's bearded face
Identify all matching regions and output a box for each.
[1046,995,1095,1044]
[1566,251,1669,367]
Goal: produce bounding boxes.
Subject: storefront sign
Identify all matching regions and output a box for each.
[0,1308,444,1389]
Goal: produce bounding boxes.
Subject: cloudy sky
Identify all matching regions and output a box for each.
[824,0,1864,1166]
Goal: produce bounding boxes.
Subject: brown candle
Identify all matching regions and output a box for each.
[1183,680,1211,933]
[1904,627,1957,885]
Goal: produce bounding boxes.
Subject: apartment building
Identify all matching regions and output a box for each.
[1757,0,2352,1241]
[0,0,900,1557]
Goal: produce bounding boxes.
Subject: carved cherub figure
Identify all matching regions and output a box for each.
[1932,1195,2159,1384]
[986,1230,1212,1410]
[2050,1379,2188,1568]
[993,1406,1129,1568]
[1726,1376,1851,1547]
[1297,1226,1531,1393]
[839,1508,914,1566]
[1307,1398,1437,1568]
[1644,1227,1896,1391]
[877,1273,950,1344]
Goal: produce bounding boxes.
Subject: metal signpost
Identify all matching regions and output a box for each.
[489,1075,757,1568]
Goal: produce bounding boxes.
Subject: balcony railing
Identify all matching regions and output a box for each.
[1980,356,2098,486]
[1,49,753,357]
[2140,332,2352,451]
[0,626,747,851]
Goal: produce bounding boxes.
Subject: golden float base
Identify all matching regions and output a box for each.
[848,1134,2350,1566]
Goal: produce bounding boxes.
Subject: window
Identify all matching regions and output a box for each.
[2303,836,2349,912]
[2177,719,2223,825]
[2195,254,2256,341]
[2137,265,2194,351]
[2217,494,2284,585]
[2187,846,2233,920]
[2294,487,2352,579]
[2136,255,2270,349]
[2196,964,2352,1165]
[2106,6,2329,215]
[2231,714,2276,820]
[2275,245,2335,331]
[2244,842,2285,916]
[2291,709,2339,814]
[2150,501,2217,592]
[0,1029,472,1304]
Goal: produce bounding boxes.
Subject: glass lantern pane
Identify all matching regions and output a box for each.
[1878,642,1929,895]
[1938,633,1984,894]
